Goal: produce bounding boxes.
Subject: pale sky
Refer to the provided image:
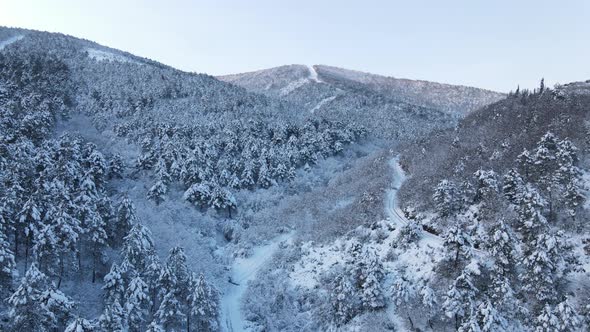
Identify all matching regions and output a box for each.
[1,0,589,92]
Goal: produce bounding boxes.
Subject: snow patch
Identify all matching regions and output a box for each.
[279,78,308,96]
[86,48,140,65]
[310,95,337,114]
[0,35,24,51]
[307,65,322,83]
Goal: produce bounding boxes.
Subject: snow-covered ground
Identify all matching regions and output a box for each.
[0,35,24,51]
[221,232,294,332]
[290,156,443,290]
[86,48,139,64]
[310,95,337,114]
[307,65,322,83]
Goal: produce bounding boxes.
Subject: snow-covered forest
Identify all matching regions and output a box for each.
[1,25,589,332]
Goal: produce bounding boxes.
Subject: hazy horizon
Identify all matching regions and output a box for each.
[2,0,590,92]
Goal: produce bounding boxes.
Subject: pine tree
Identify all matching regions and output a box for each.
[18,195,42,272]
[98,299,126,332]
[520,231,577,303]
[473,169,498,203]
[553,297,581,331]
[502,169,524,204]
[328,274,357,326]
[0,223,15,285]
[443,265,480,330]
[125,274,151,332]
[516,149,533,179]
[108,153,124,179]
[486,221,516,277]
[144,255,164,314]
[357,249,385,310]
[122,222,155,272]
[8,264,73,331]
[166,247,190,299]
[535,304,559,332]
[443,225,472,269]
[147,180,167,205]
[65,318,95,332]
[187,272,219,331]
[155,291,186,331]
[433,179,459,217]
[116,196,138,242]
[103,263,126,305]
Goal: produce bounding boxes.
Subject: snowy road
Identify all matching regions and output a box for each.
[386,157,442,243]
[220,232,293,332]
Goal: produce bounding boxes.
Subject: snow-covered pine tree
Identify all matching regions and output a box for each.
[552,297,582,331]
[357,249,385,310]
[443,263,480,331]
[147,180,168,205]
[64,317,95,332]
[459,299,507,332]
[103,263,126,305]
[108,153,125,179]
[328,274,358,326]
[155,291,186,331]
[187,272,219,331]
[516,149,533,179]
[122,221,155,272]
[115,196,138,243]
[98,299,126,332]
[502,168,524,205]
[433,179,459,217]
[0,222,15,286]
[473,169,498,203]
[125,274,151,332]
[7,263,74,331]
[442,224,472,269]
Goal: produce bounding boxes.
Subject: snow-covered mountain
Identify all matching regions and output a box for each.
[1,25,588,332]
[219,64,505,117]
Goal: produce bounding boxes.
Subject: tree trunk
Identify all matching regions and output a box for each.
[24,234,30,274]
[186,311,191,332]
[14,229,18,263]
[57,259,64,289]
[92,246,97,283]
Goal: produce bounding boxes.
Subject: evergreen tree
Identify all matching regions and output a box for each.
[115,196,138,242]
[103,263,126,305]
[147,180,167,205]
[187,272,219,331]
[155,292,186,331]
[98,299,126,332]
[442,225,472,268]
[443,264,480,330]
[433,179,459,217]
[125,274,151,332]
[0,223,15,285]
[552,297,581,332]
[328,274,357,326]
[108,153,124,179]
[502,169,524,204]
[516,149,533,179]
[7,264,73,331]
[122,221,155,272]
[166,246,191,295]
[65,318,95,332]
[357,249,385,310]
